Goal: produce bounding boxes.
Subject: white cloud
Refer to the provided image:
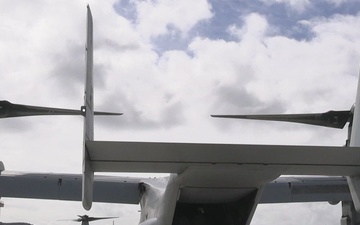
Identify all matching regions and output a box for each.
[303,13,360,43]
[222,13,360,113]
[323,0,353,6]
[228,13,270,41]
[0,1,360,225]
[259,0,311,13]
[134,0,213,39]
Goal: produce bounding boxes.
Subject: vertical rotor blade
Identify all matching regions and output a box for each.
[347,69,360,212]
[350,76,360,146]
[82,5,94,211]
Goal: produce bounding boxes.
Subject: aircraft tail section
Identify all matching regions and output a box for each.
[211,68,360,212]
[82,5,94,211]
[347,69,360,212]
[350,71,360,146]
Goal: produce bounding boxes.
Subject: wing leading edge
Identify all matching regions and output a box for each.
[86,141,360,176]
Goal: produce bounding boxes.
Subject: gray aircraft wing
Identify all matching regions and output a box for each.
[0,171,350,204]
[0,171,140,204]
[85,141,360,176]
[2,143,353,207]
[0,100,122,118]
[260,176,351,203]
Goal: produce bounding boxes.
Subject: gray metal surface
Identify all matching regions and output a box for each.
[86,141,360,176]
[82,5,95,211]
[261,177,351,203]
[0,172,141,204]
[0,171,351,205]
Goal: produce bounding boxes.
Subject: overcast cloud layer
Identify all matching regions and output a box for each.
[0,0,360,224]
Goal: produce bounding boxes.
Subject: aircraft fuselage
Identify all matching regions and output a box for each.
[139,165,283,225]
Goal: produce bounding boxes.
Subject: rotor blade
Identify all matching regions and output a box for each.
[78,215,88,221]
[94,111,122,116]
[82,5,95,211]
[0,101,122,118]
[211,110,351,129]
[57,218,83,222]
[73,215,118,222]
[57,219,80,222]
[87,216,118,222]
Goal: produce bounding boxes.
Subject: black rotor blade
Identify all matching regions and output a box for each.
[59,215,118,223]
[0,100,122,118]
[87,216,118,222]
[94,111,122,116]
[57,219,79,222]
[68,215,118,222]
[211,110,351,129]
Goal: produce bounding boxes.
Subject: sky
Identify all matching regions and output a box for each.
[0,0,360,224]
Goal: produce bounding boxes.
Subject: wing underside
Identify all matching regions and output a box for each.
[0,172,140,204]
[0,172,350,204]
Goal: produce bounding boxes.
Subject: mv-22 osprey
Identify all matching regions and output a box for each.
[1,6,360,225]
